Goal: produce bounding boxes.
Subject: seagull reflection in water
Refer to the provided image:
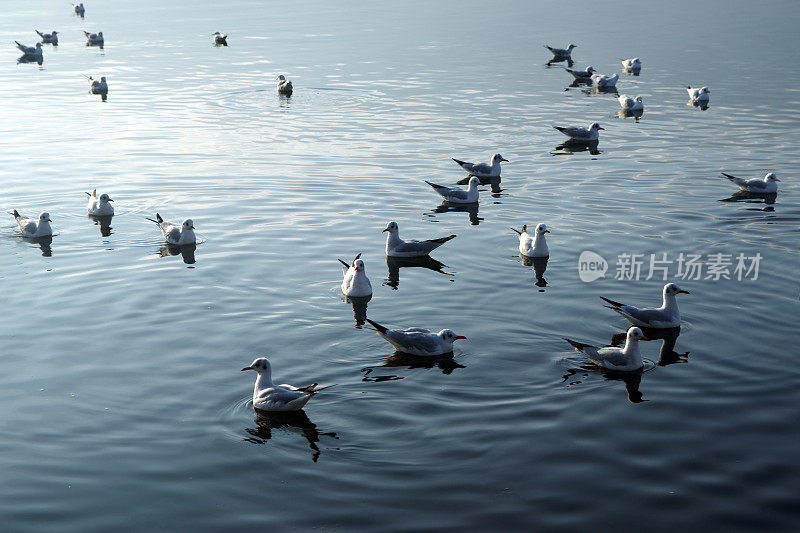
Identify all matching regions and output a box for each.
[720,190,777,206]
[456,175,502,195]
[553,139,601,156]
[244,410,338,463]
[430,201,482,225]
[688,100,709,111]
[362,351,465,382]
[88,214,113,237]
[563,364,646,403]
[384,254,454,290]
[157,243,196,265]
[617,108,644,122]
[520,255,548,288]
[611,325,688,367]
[24,234,53,257]
[343,294,371,328]
[17,54,43,66]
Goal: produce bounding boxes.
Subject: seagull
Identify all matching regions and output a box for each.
[72,3,85,15]
[565,65,595,79]
[544,43,576,59]
[365,318,466,356]
[84,31,104,45]
[553,122,603,142]
[564,327,648,372]
[212,32,227,46]
[339,253,372,297]
[241,358,334,412]
[618,94,644,111]
[451,153,507,178]
[425,176,480,204]
[15,41,42,57]
[512,223,549,258]
[85,190,114,216]
[601,283,689,329]
[687,86,710,102]
[721,172,780,193]
[35,30,58,45]
[276,74,293,95]
[145,213,196,245]
[383,221,456,258]
[591,73,619,87]
[11,210,52,237]
[88,76,108,95]
[620,58,641,70]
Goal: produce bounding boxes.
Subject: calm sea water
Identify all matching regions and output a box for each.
[1,0,799,530]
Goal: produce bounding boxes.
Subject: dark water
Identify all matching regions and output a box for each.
[1,0,799,530]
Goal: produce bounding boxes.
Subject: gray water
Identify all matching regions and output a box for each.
[2,0,799,530]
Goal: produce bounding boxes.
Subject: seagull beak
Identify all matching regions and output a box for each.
[775,178,781,182]
[108,198,114,202]
[678,289,690,294]
[544,230,550,233]
[597,127,605,130]
[190,226,195,230]
[241,366,253,371]
[641,336,650,341]
[382,228,389,232]
[46,218,52,222]
[500,158,509,162]
[454,335,467,340]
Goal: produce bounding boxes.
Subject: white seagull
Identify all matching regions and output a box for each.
[241,358,334,412]
[591,72,619,87]
[84,31,103,45]
[620,58,641,70]
[512,223,549,258]
[12,210,52,237]
[15,41,43,57]
[72,3,85,15]
[425,176,480,204]
[618,94,644,111]
[565,327,648,372]
[451,153,507,178]
[145,213,196,245]
[365,318,466,356]
[35,30,58,45]
[339,253,372,297]
[212,32,227,46]
[601,283,689,329]
[383,221,456,258]
[544,43,576,59]
[88,76,108,95]
[277,74,293,95]
[565,65,595,79]
[85,190,114,216]
[721,172,780,193]
[687,86,710,102]
[553,122,603,142]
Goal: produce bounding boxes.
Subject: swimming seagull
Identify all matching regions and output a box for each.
[687,86,710,102]
[339,253,372,297]
[35,30,58,45]
[425,176,480,204]
[618,94,644,111]
[512,223,549,258]
[276,74,293,95]
[590,72,619,87]
[15,41,43,57]
[85,190,114,216]
[564,327,648,372]
[212,32,227,46]
[72,3,85,15]
[88,76,108,95]
[241,358,335,412]
[565,65,595,79]
[553,122,603,142]
[544,43,576,60]
[84,31,104,45]
[145,213,196,245]
[11,210,52,237]
[601,283,689,329]
[620,58,641,70]
[721,172,780,193]
[451,153,507,178]
[383,221,456,258]
[365,318,466,356]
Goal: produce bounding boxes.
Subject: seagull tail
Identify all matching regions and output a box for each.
[145,213,164,225]
[430,234,457,245]
[543,45,554,52]
[451,158,468,167]
[12,209,20,218]
[36,30,44,37]
[309,384,336,394]
[564,337,592,351]
[365,318,388,334]
[510,227,522,235]
[424,180,447,191]
[721,172,738,181]
[600,296,625,308]
[337,258,350,268]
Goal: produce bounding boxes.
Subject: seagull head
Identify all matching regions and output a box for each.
[587,66,595,73]
[468,176,481,188]
[182,219,195,231]
[438,329,467,346]
[99,193,113,203]
[241,357,271,374]
[765,173,780,182]
[627,327,648,342]
[100,76,106,82]
[98,32,103,38]
[353,258,365,272]
[382,221,398,234]
[635,96,644,104]
[39,212,52,223]
[492,153,509,163]
[568,44,577,50]
[700,87,710,94]
[590,122,604,131]
[664,283,690,296]
[277,74,287,81]
[535,223,550,235]
[213,32,221,35]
